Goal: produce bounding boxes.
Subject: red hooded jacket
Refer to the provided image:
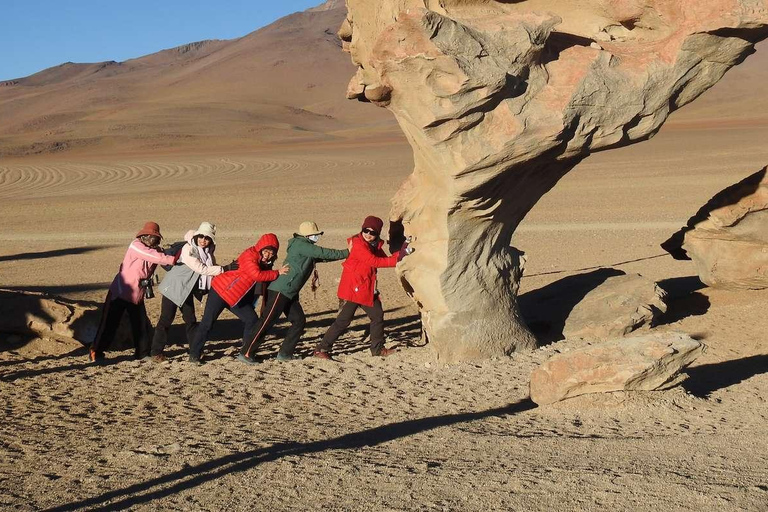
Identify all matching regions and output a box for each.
[212,233,280,307]
[337,233,398,307]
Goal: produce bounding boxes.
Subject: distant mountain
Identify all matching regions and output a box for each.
[0,4,764,158]
[0,5,396,157]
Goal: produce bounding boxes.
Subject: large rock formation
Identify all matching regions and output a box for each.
[662,166,768,289]
[529,333,704,405]
[340,0,768,360]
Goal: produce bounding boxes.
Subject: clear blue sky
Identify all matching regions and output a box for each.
[1,0,322,81]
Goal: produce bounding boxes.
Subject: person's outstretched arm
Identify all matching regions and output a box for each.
[181,244,223,276]
[129,240,177,266]
[300,242,349,262]
[351,238,398,268]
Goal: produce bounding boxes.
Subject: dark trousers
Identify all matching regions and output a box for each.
[317,298,385,355]
[189,288,258,360]
[150,294,197,356]
[241,292,305,358]
[92,291,151,359]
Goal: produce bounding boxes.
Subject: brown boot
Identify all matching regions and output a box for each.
[376,347,397,358]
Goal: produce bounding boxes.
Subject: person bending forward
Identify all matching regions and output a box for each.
[90,221,178,362]
[315,216,409,360]
[239,221,349,364]
[151,222,238,361]
[188,233,287,363]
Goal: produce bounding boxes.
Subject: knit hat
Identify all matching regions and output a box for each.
[136,221,162,239]
[361,216,384,234]
[194,221,216,244]
[298,221,323,237]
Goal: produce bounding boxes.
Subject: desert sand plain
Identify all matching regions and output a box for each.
[1,6,768,512]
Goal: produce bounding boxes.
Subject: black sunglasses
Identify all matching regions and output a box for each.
[362,228,379,236]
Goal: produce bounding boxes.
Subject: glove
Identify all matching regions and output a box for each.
[398,243,414,262]
[222,260,239,272]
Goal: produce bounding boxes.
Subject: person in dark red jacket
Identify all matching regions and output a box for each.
[314,216,411,359]
[188,233,289,363]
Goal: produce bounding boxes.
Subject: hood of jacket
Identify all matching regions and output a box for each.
[254,233,279,253]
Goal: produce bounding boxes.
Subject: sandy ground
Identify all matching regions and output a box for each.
[1,121,768,510]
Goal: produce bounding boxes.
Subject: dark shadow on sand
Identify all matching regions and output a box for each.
[0,245,112,263]
[654,276,710,326]
[48,398,536,511]
[683,354,768,398]
[519,267,625,344]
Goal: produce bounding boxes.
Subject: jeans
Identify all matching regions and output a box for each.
[189,288,258,360]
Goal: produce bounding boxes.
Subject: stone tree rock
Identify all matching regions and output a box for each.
[341,0,768,361]
[662,166,768,289]
[529,333,704,405]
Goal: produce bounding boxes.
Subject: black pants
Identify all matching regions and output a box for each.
[241,292,305,358]
[189,288,258,360]
[317,298,385,355]
[92,291,151,359]
[150,294,197,356]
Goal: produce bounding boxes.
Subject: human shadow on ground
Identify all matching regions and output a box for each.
[654,276,710,326]
[519,267,625,345]
[0,353,133,382]
[48,398,536,512]
[6,283,110,295]
[682,354,768,398]
[0,245,112,263]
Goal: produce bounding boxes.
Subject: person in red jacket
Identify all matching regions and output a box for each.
[188,233,288,363]
[314,216,411,359]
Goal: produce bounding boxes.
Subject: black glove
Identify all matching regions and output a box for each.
[222,260,239,272]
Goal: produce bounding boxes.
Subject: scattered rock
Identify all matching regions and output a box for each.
[529,333,704,405]
[563,273,667,339]
[0,289,134,351]
[662,166,768,289]
[521,268,667,343]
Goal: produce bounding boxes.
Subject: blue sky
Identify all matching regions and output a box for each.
[1,0,323,81]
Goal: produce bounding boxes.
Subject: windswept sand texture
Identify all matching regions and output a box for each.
[1,3,768,511]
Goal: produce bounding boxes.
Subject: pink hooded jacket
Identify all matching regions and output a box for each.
[108,239,177,304]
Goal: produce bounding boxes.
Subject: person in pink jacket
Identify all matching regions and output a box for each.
[90,221,178,363]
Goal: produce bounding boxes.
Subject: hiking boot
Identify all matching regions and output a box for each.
[237,354,258,365]
[188,355,203,365]
[89,349,105,363]
[313,350,332,361]
[151,354,167,363]
[276,353,300,362]
[375,347,397,358]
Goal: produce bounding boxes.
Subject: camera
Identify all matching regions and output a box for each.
[139,277,155,299]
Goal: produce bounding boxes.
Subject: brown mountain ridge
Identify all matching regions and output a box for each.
[0,4,765,158]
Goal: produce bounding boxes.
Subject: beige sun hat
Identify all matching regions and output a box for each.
[298,221,323,237]
[194,221,217,243]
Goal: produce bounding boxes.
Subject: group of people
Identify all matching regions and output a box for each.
[89,216,413,365]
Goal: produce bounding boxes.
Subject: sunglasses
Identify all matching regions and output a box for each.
[362,228,379,236]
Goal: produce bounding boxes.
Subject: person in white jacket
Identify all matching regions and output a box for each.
[150,222,237,361]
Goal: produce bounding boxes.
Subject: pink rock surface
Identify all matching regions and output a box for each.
[530,333,704,405]
[342,0,768,360]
